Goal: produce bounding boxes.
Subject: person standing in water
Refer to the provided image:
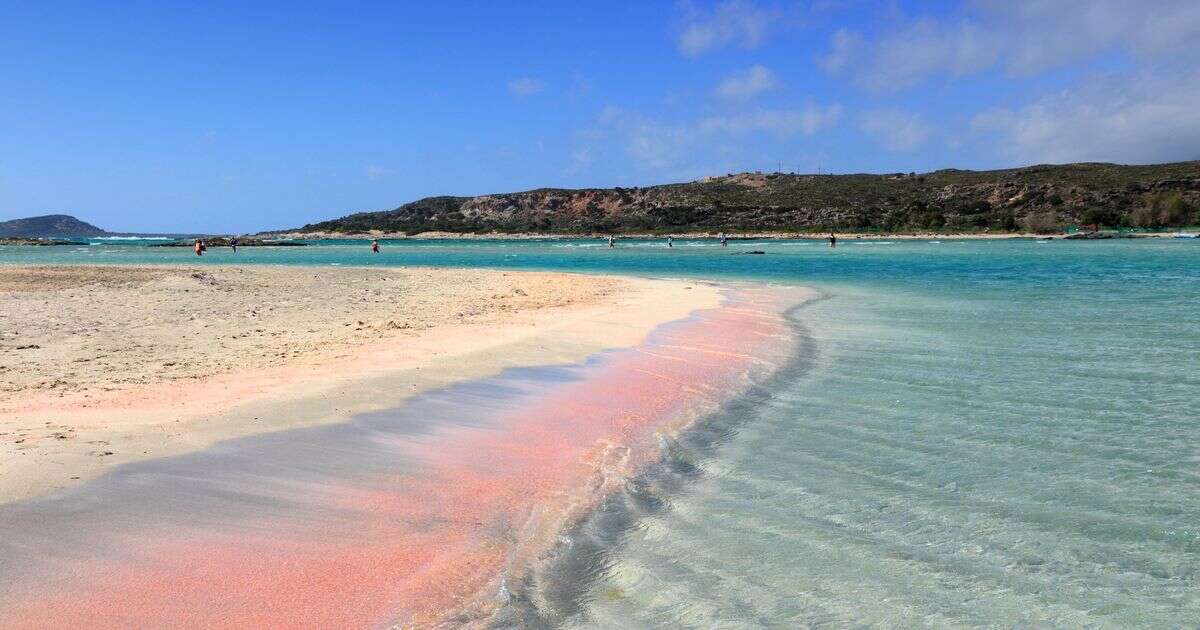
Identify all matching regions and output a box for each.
[719,232,728,247]
[608,235,615,248]
[667,236,673,248]
[194,239,203,256]
[828,233,837,248]
[371,239,380,254]
[230,237,238,254]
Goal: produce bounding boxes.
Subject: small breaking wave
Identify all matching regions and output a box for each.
[90,236,175,241]
[492,293,824,627]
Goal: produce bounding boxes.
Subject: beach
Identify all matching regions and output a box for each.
[0,239,1197,626]
[0,262,800,627]
[0,264,719,504]
[6,2,1198,624]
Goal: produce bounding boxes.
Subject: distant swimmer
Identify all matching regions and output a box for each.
[719,232,728,247]
[667,236,673,248]
[608,235,615,248]
[371,239,380,254]
[194,239,203,256]
[828,233,837,248]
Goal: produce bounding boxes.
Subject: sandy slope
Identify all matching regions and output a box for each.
[0,265,718,503]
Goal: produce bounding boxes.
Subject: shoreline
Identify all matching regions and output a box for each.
[265,229,1187,241]
[499,288,821,624]
[0,282,808,627]
[0,264,721,504]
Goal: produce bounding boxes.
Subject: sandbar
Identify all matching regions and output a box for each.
[0,265,719,503]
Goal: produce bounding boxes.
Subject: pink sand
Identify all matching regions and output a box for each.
[0,287,798,628]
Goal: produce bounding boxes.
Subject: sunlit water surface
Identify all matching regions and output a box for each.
[4,238,1198,626]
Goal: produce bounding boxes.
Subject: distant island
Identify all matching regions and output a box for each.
[0,215,300,247]
[0,214,108,238]
[0,215,214,244]
[280,161,1200,236]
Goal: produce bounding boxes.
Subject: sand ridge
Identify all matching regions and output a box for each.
[0,265,720,503]
[0,285,803,628]
[0,265,621,398]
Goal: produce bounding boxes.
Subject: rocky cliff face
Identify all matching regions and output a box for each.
[0,214,108,238]
[293,161,1200,235]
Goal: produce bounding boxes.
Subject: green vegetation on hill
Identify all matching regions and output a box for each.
[290,161,1200,235]
[0,214,108,238]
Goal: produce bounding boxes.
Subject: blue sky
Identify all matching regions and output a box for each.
[2,1,1198,233]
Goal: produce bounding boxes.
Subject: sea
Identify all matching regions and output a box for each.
[2,237,1198,627]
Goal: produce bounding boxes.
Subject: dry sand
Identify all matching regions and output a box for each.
[0,265,719,503]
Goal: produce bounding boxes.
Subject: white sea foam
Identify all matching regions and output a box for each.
[91,236,174,241]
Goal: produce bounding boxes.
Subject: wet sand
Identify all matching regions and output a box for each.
[0,284,807,628]
[0,265,719,503]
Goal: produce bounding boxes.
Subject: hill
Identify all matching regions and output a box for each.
[287,161,1200,235]
[0,214,108,238]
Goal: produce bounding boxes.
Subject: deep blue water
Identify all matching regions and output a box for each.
[4,237,1199,626]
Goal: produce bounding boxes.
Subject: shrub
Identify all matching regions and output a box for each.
[1079,206,1123,228]
[1154,192,1193,226]
[992,210,1019,231]
[1020,211,1061,233]
[1130,192,1195,227]
[917,211,945,230]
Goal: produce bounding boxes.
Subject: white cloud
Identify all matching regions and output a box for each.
[676,1,774,56]
[714,65,780,102]
[823,0,1200,91]
[978,0,1200,74]
[582,103,841,172]
[365,165,391,180]
[596,105,625,124]
[822,28,863,74]
[571,146,592,166]
[859,109,932,151]
[613,112,692,169]
[825,19,1002,92]
[507,77,545,97]
[698,105,842,137]
[971,71,1200,164]
[564,146,594,175]
[569,71,592,96]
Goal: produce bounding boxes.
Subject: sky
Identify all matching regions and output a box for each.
[2,1,1199,233]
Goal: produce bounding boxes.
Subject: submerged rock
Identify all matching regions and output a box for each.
[0,237,90,246]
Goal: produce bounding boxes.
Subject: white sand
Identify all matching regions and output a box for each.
[0,265,720,503]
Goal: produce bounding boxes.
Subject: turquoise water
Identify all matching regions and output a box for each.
[5,238,1199,626]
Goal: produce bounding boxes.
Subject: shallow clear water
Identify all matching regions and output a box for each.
[5,238,1199,626]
